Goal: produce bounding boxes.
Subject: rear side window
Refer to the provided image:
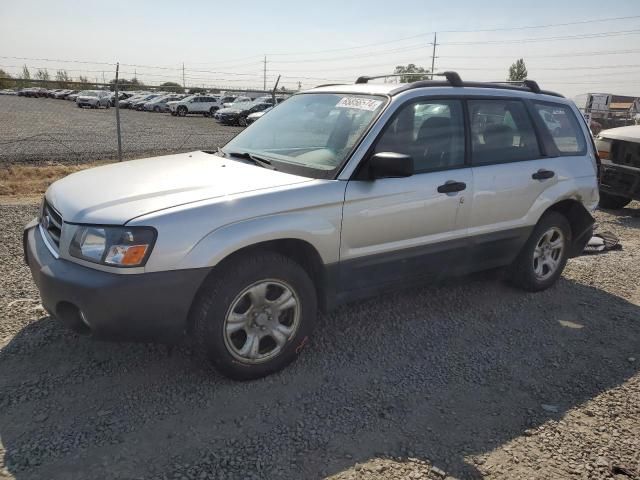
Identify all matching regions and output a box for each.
[533,102,586,155]
[468,99,540,165]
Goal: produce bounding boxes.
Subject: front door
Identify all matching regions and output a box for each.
[340,99,473,295]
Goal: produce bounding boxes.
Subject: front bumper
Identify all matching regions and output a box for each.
[24,225,210,343]
[600,163,640,201]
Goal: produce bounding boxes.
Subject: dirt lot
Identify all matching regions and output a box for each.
[0,95,242,165]
[0,200,638,480]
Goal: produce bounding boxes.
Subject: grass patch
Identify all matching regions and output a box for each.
[0,162,110,198]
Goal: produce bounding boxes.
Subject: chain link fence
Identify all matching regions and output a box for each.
[0,78,291,167]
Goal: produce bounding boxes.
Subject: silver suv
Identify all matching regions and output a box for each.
[24,72,599,380]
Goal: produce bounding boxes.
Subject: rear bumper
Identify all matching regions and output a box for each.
[24,225,210,343]
[600,163,640,201]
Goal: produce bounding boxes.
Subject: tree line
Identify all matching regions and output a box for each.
[0,65,188,92]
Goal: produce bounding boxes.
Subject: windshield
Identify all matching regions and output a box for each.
[222,93,387,177]
[80,90,98,97]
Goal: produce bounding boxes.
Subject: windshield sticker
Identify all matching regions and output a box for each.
[336,97,383,111]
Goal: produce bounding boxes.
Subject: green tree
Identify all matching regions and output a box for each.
[108,77,145,91]
[159,81,184,93]
[0,69,13,89]
[508,58,528,82]
[19,64,31,87]
[35,68,50,81]
[55,69,71,88]
[394,64,429,83]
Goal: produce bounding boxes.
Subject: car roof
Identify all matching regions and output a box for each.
[304,72,566,102]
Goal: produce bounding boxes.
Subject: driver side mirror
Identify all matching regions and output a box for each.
[367,152,414,179]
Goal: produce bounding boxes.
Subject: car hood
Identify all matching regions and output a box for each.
[598,125,640,143]
[47,151,313,224]
[218,107,243,114]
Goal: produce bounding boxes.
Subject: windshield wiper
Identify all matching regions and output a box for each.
[225,151,276,170]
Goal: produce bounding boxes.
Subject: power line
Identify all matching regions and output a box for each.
[441,29,640,46]
[263,14,640,56]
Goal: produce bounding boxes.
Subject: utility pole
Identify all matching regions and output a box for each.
[263,55,267,91]
[114,63,122,162]
[182,62,185,89]
[430,32,438,80]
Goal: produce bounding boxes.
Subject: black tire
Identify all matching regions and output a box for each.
[599,191,631,210]
[177,106,187,117]
[191,251,317,380]
[238,116,248,127]
[509,211,571,292]
[171,111,177,116]
[154,106,160,112]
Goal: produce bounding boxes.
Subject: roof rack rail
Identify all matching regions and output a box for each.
[384,71,563,98]
[355,73,428,84]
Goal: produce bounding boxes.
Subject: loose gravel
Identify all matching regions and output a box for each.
[0,202,639,480]
[0,96,243,165]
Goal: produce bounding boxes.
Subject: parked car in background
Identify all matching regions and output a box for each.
[132,94,162,111]
[107,91,134,106]
[76,90,111,109]
[0,89,17,95]
[217,100,274,126]
[47,89,65,98]
[595,125,640,209]
[67,92,80,101]
[246,106,272,125]
[118,93,151,109]
[143,94,185,112]
[168,95,223,117]
[54,89,76,99]
[223,96,252,108]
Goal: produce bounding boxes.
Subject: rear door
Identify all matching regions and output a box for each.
[467,98,577,268]
[340,98,473,294]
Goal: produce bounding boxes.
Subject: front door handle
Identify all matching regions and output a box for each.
[532,169,555,180]
[437,181,467,193]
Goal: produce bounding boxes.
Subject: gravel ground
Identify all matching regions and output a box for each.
[0,202,639,480]
[0,96,243,165]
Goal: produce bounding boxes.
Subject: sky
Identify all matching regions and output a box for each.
[1,0,640,98]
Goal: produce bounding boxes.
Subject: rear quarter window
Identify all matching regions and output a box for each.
[533,102,586,155]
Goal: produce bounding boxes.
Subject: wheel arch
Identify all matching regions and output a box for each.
[186,238,329,335]
[542,199,595,257]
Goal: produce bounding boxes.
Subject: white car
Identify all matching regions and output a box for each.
[24,72,598,380]
[76,90,111,109]
[168,95,223,117]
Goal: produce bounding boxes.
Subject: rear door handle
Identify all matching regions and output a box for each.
[437,181,467,193]
[532,169,555,180]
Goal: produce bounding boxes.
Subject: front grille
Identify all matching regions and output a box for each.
[611,140,640,169]
[41,200,63,249]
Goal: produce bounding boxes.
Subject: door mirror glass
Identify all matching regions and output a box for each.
[368,152,414,179]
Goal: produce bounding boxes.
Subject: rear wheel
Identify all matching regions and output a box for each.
[599,191,631,210]
[177,106,187,117]
[509,211,571,292]
[191,251,316,380]
[238,116,248,127]
[154,106,161,112]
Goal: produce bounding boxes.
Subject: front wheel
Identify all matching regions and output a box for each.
[191,252,317,380]
[509,211,571,292]
[238,116,248,127]
[599,191,631,210]
[177,106,187,117]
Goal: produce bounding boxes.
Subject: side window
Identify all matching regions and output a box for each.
[374,99,465,173]
[533,102,586,155]
[468,100,540,165]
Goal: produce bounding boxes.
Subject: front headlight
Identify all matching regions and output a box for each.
[69,225,156,267]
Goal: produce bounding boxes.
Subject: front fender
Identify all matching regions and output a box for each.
[176,212,340,270]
